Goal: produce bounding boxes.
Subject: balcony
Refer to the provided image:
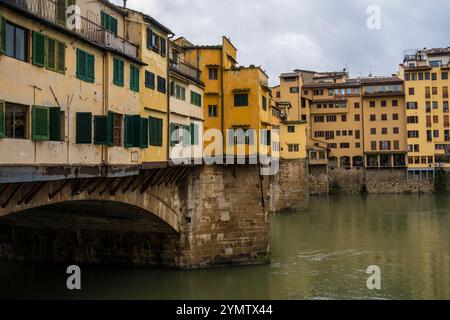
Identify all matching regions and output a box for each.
[170,60,201,82]
[3,0,138,59]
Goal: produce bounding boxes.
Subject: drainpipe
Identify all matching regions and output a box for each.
[220,47,225,156]
[102,51,109,167]
[167,33,175,164]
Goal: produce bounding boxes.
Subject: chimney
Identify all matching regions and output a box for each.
[123,0,127,8]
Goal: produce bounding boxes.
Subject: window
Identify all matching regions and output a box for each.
[443,87,449,99]
[76,112,92,144]
[407,102,418,110]
[370,114,376,121]
[381,114,388,121]
[4,20,27,61]
[382,128,388,135]
[379,141,391,151]
[101,11,118,35]
[76,49,95,83]
[145,71,155,89]
[234,94,248,107]
[442,72,448,80]
[433,115,439,124]
[408,131,419,138]
[425,87,431,99]
[173,83,186,101]
[157,76,166,93]
[409,88,415,95]
[371,141,377,151]
[370,128,376,135]
[287,126,295,133]
[433,101,438,109]
[425,72,431,80]
[208,105,218,117]
[113,57,124,86]
[288,144,299,152]
[276,92,280,98]
[209,68,218,80]
[370,101,376,108]
[340,143,350,149]
[432,87,438,95]
[149,117,163,146]
[407,116,419,124]
[405,73,411,81]
[3,102,27,139]
[354,102,360,109]
[392,100,398,107]
[355,130,361,139]
[130,65,140,92]
[393,114,399,120]
[314,116,324,123]
[381,100,387,107]
[160,37,167,57]
[31,32,65,73]
[190,91,202,107]
[341,115,347,122]
[394,141,400,151]
[434,130,440,138]
[123,115,147,148]
[427,130,433,142]
[262,96,267,111]
[354,114,360,121]
[290,87,299,94]
[326,115,336,122]
[432,73,437,81]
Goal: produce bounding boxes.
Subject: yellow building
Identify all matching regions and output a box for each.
[399,48,450,175]
[0,0,151,167]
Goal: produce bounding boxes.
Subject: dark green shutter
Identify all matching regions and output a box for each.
[76,49,86,80]
[0,100,5,138]
[124,115,133,148]
[101,11,106,29]
[113,57,124,86]
[94,115,108,145]
[76,112,92,144]
[170,123,176,146]
[0,16,5,54]
[32,106,50,141]
[161,38,166,56]
[132,115,141,147]
[47,38,56,70]
[107,112,114,146]
[86,53,95,82]
[110,16,118,35]
[32,32,46,67]
[57,41,65,73]
[147,28,153,49]
[149,117,163,146]
[140,117,149,148]
[49,107,62,141]
[191,123,199,146]
[130,65,139,92]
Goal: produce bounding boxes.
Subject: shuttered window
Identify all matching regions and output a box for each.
[190,91,202,107]
[124,115,134,148]
[157,76,166,93]
[76,112,92,144]
[0,16,5,54]
[101,11,118,35]
[141,117,149,148]
[32,32,46,67]
[130,65,140,92]
[190,123,199,146]
[113,57,124,86]
[77,49,95,83]
[32,106,50,141]
[145,71,155,89]
[94,115,108,145]
[147,27,154,49]
[132,115,141,148]
[234,94,249,107]
[49,107,62,141]
[149,117,163,146]
[0,100,5,138]
[160,38,166,56]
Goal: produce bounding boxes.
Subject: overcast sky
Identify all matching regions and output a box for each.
[111,0,450,86]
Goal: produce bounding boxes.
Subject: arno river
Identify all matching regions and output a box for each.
[0,195,448,300]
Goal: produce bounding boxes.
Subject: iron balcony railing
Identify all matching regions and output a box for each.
[170,60,201,81]
[4,0,138,59]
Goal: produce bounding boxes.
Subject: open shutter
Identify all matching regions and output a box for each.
[94,115,108,145]
[49,107,62,141]
[147,27,153,49]
[190,123,199,146]
[107,112,114,146]
[110,16,118,35]
[46,38,56,70]
[160,38,166,56]
[57,41,65,73]
[32,32,46,67]
[32,106,50,141]
[0,16,5,54]
[0,100,5,138]
[124,115,133,148]
[76,49,86,80]
[76,112,92,144]
[86,53,95,82]
[140,117,149,148]
[100,11,106,29]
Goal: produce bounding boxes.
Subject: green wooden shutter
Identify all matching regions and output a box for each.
[147,28,153,49]
[32,106,50,141]
[149,117,163,146]
[113,57,124,86]
[0,16,5,54]
[140,117,149,148]
[32,32,46,67]
[130,65,139,92]
[110,16,118,35]
[107,112,114,146]
[94,115,108,145]
[46,37,56,70]
[57,41,65,73]
[132,115,141,147]
[86,53,95,82]
[124,115,133,148]
[170,123,176,146]
[0,100,5,138]
[160,38,166,56]
[49,107,62,141]
[76,49,86,80]
[101,11,106,29]
[190,123,199,146]
[76,112,92,144]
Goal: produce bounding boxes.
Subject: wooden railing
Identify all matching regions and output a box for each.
[4,0,138,59]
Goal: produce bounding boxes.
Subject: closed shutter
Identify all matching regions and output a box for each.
[190,123,199,146]
[183,125,191,147]
[76,112,92,144]
[0,16,5,54]
[113,57,124,86]
[130,65,139,92]
[101,11,106,29]
[132,115,141,148]
[57,41,65,73]
[94,115,108,145]
[160,38,166,56]
[56,0,66,24]
[149,117,163,146]
[140,117,149,148]
[76,49,86,80]
[47,38,57,70]
[32,106,50,141]
[49,107,62,141]
[0,100,5,138]
[107,112,114,147]
[170,123,176,146]
[124,115,133,148]
[32,32,46,67]
[86,53,95,82]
